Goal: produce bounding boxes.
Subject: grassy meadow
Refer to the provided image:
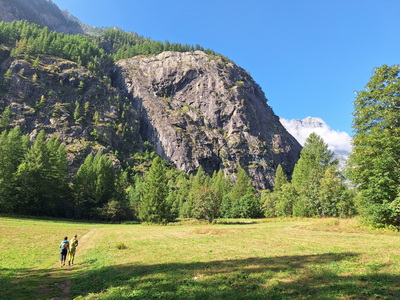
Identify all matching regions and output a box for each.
[1,217,400,299]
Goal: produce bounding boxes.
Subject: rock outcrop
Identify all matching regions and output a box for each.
[116,51,301,189]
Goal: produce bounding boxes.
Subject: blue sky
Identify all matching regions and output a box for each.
[52,0,400,135]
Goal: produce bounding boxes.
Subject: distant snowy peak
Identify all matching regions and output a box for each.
[280,117,352,155]
[293,116,326,128]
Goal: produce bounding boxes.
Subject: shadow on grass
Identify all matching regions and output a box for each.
[2,252,400,299]
[0,265,73,300]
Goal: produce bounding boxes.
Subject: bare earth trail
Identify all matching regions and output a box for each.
[49,228,100,300]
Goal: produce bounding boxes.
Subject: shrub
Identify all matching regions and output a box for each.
[115,242,128,250]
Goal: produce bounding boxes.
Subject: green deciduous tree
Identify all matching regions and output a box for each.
[191,185,220,223]
[348,64,400,226]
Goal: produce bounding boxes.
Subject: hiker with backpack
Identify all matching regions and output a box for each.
[59,236,69,267]
[68,235,79,265]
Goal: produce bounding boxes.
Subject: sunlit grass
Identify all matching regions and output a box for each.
[1,216,400,299]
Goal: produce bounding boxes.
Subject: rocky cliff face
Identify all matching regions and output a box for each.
[0,0,84,34]
[116,51,301,189]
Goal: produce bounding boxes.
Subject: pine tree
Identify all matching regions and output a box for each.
[0,106,12,131]
[2,69,12,89]
[184,166,207,217]
[224,167,260,218]
[291,133,338,217]
[0,127,28,213]
[74,101,82,124]
[14,131,69,216]
[139,156,170,223]
[273,164,288,192]
[231,167,255,200]
[73,152,115,219]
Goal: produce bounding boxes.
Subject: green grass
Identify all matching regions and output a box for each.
[1,217,400,299]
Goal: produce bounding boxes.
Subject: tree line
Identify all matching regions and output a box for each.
[0,21,217,76]
[0,126,356,223]
[262,133,356,218]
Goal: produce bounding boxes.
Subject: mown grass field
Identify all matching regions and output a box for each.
[1,217,400,299]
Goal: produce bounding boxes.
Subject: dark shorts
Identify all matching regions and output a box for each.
[60,249,67,260]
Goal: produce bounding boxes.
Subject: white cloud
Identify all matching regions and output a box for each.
[280,117,352,154]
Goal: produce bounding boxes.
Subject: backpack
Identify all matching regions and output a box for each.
[61,242,68,249]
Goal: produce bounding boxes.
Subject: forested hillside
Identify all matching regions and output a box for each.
[0,20,302,221]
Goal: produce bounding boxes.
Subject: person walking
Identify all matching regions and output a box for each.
[59,236,69,267]
[68,235,79,265]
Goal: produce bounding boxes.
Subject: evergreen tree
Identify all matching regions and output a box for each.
[275,183,297,217]
[211,170,231,201]
[184,166,207,217]
[273,164,288,192]
[223,167,260,218]
[73,152,115,219]
[262,164,294,217]
[171,173,191,218]
[139,156,170,223]
[14,131,69,216]
[291,133,338,217]
[73,153,96,218]
[74,101,82,124]
[0,106,12,133]
[0,127,28,212]
[348,64,400,226]
[2,69,12,89]
[231,167,255,200]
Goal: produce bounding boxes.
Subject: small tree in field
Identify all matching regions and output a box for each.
[191,185,220,223]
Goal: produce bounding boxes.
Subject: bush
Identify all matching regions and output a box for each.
[115,242,128,250]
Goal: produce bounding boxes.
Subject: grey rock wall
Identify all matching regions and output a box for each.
[116,51,301,189]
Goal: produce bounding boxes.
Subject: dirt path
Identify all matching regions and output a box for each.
[49,228,99,300]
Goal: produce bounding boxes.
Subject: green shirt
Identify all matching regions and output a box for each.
[70,238,78,250]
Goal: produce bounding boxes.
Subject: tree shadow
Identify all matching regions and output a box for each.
[0,266,73,299]
[3,252,400,299]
